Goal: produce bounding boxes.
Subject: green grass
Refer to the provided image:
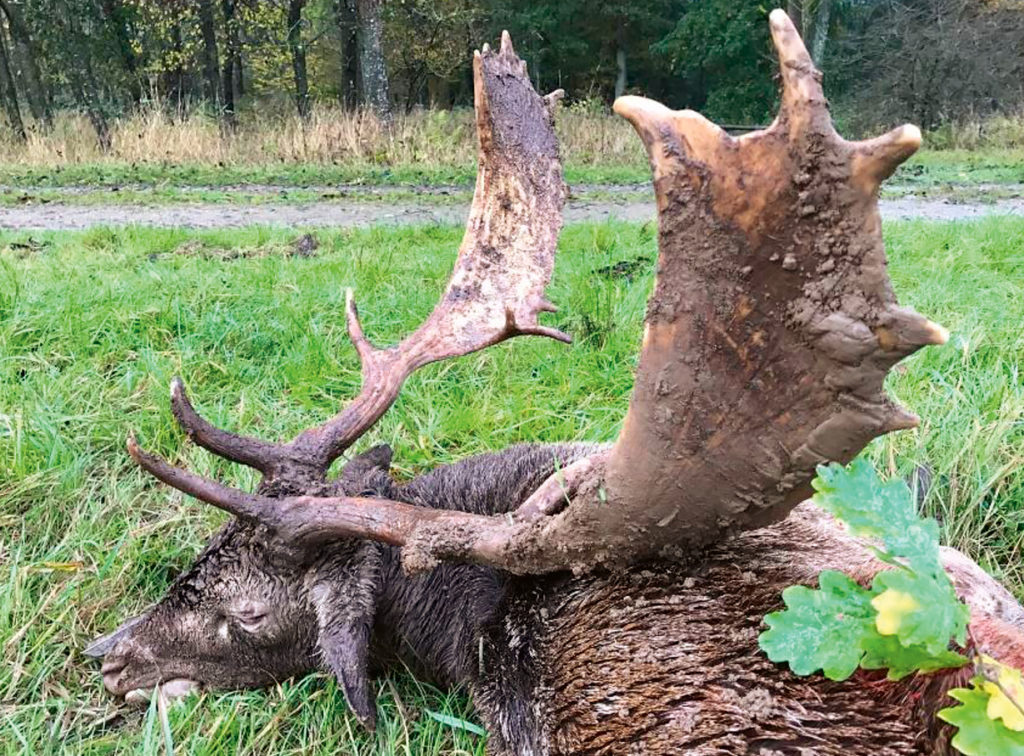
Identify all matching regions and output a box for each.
[0,162,646,191]
[897,150,1024,188]
[1,218,1022,753]
[0,148,1020,193]
[0,186,476,208]
[0,185,654,208]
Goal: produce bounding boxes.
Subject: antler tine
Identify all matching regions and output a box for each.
[768,9,829,136]
[344,288,375,364]
[128,434,267,520]
[851,124,923,191]
[168,378,284,474]
[127,434,511,554]
[613,96,728,176]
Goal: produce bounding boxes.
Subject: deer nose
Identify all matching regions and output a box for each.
[101,657,128,693]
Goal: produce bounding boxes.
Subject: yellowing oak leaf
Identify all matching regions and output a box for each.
[872,589,921,636]
[980,656,1024,732]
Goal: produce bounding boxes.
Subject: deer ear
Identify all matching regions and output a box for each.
[83,611,150,658]
[310,541,384,731]
[334,443,393,496]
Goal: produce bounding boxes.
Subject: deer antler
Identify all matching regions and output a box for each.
[131,13,948,578]
[134,31,568,494]
[593,9,947,553]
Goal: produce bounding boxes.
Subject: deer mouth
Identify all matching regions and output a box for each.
[122,678,202,706]
[101,657,202,704]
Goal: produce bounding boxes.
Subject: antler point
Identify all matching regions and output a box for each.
[924,320,949,346]
[885,406,920,433]
[769,8,790,26]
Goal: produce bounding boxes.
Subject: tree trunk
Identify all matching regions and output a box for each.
[100,0,142,105]
[0,1,48,127]
[809,0,832,65]
[287,0,310,119]
[614,26,627,100]
[356,0,391,124]
[0,26,24,140]
[164,22,187,108]
[220,0,239,130]
[336,0,360,109]
[787,0,803,35]
[9,35,44,125]
[197,0,220,109]
[63,8,111,150]
[234,50,244,96]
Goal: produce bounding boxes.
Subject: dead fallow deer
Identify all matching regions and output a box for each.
[89,14,1024,754]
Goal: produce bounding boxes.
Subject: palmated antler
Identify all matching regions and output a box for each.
[132,33,568,496]
[133,13,948,578]
[484,8,946,571]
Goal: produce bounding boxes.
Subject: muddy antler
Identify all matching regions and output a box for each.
[590,9,947,552]
[132,13,948,577]
[398,10,946,573]
[132,33,568,494]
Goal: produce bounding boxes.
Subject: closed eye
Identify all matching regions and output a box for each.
[232,610,268,634]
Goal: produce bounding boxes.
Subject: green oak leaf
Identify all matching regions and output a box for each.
[860,632,968,680]
[813,459,942,573]
[939,685,1024,756]
[759,569,875,680]
[871,568,970,653]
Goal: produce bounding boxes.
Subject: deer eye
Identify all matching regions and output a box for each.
[234,612,267,633]
[227,601,269,633]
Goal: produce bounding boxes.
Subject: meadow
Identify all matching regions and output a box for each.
[1,217,1022,754]
[0,106,1021,194]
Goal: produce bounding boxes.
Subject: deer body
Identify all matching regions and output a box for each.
[93,443,1024,754]
[477,509,966,756]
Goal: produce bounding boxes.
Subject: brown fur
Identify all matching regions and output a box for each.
[93,446,1024,754]
[472,503,1001,755]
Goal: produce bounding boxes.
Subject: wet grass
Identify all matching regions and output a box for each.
[1,218,1022,753]
[0,147,1020,195]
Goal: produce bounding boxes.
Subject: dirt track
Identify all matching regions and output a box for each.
[0,190,1021,230]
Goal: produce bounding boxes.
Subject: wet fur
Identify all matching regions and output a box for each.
[99,443,1024,755]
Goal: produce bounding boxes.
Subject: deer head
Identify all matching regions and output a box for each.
[88,445,394,728]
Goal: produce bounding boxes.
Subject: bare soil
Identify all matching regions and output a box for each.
[0,186,1021,230]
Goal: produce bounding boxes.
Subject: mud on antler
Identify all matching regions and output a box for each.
[131,33,567,502]
[131,13,947,576]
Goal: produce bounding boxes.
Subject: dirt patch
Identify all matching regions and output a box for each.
[152,233,320,261]
[1,236,51,258]
[0,195,1022,231]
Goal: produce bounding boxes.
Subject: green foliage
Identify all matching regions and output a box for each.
[859,634,969,681]
[814,458,970,653]
[940,684,1024,756]
[652,0,774,121]
[760,570,875,680]
[761,453,1024,753]
[813,459,942,571]
[760,458,970,682]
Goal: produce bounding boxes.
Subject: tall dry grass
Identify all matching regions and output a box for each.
[2,101,1019,176]
[0,102,646,169]
[924,113,1024,151]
